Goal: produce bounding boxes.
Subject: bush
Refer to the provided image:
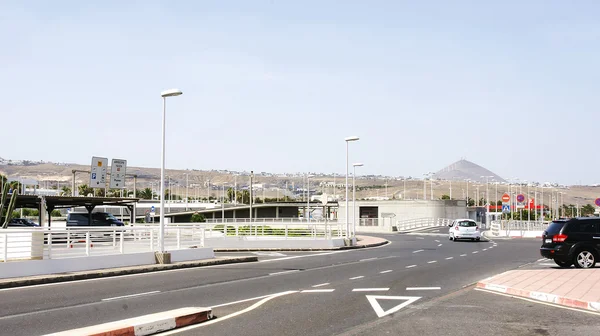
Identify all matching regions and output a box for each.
[190,213,206,222]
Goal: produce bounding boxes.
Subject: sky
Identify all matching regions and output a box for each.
[1,1,599,185]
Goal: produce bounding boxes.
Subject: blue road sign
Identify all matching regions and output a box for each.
[502,204,511,213]
[151,206,155,212]
[596,198,600,207]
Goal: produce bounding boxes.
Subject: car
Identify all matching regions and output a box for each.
[66,212,125,227]
[449,219,481,241]
[7,218,40,227]
[540,217,600,269]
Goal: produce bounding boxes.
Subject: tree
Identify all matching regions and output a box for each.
[441,194,450,200]
[581,204,596,217]
[78,184,93,197]
[190,212,206,222]
[227,188,235,202]
[60,186,72,196]
[467,197,475,206]
[138,188,153,200]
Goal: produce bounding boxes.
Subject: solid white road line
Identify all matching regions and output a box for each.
[427,261,437,264]
[380,270,393,274]
[269,270,300,276]
[211,291,295,309]
[162,291,298,333]
[349,276,365,280]
[360,258,378,262]
[301,289,335,293]
[413,250,424,253]
[460,254,467,256]
[258,251,347,263]
[352,288,389,292]
[312,283,330,288]
[406,287,441,291]
[101,291,160,302]
[406,265,417,268]
[445,257,454,260]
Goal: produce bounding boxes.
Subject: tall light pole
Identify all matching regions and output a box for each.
[222,183,226,221]
[234,174,238,205]
[345,136,360,239]
[185,173,189,211]
[159,88,183,253]
[353,163,363,237]
[481,176,492,227]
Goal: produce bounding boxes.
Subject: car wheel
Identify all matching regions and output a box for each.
[554,259,572,268]
[449,236,453,241]
[475,237,481,241]
[573,249,597,269]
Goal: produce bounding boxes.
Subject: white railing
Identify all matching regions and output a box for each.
[204,218,337,223]
[180,222,346,239]
[0,226,206,261]
[395,217,453,231]
[496,220,550,231]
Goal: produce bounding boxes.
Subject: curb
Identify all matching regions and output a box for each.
[476,282,600,312]
[45,307,212,336]
[0,256,258,289]
[213,240,389,252]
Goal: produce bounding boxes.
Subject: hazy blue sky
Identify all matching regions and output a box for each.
[2,1,599,185]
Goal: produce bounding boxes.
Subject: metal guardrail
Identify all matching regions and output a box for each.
[495,220,550,231]
[395,217,452,230]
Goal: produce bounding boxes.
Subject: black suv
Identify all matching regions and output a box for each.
[540,217,600,268]
[66,212,124,227]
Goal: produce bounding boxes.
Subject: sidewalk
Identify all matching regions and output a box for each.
[0,256,257,289]
[477,269,600,312]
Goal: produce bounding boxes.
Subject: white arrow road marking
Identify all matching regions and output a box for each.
[301,289,335,293]
[366,295,421,318]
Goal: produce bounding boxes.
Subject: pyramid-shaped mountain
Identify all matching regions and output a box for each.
[433,159,506,183]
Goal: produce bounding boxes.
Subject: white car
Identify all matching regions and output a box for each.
[449,219,481,241]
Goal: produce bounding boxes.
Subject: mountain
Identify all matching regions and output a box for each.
[432,159,506,184]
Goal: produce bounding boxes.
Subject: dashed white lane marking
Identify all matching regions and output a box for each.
[380,270,393,274]
[406,287,441,291]
[416,237,425,240]
[445,257,454,260]
[472,251,479,254]
[483,248,488,251]
[413,250,424,253]
[460,254,467,257]
[427,261,437,264]
[269,270,300,276]
[353,288,390,292]
[406,265,417,268]
[349,276,365,280]
[102,291,160,301]
[301,289,335,293]
[312,283,330,288]
[360,258,377,262]
[437,244,443,247]
[435,240,440,242]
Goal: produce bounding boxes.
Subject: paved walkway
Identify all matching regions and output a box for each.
[355,235,388,248]
[477,269,600,312]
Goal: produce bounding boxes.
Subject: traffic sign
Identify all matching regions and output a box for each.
[502,204,511,213]
[517,194,525,203]
[109,159,127,189]
[502,193,510,203]
[595,198,600,207]
[150,205,155,216]
[90,156,108,188]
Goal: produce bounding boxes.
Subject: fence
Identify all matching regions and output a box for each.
[186,222,345,239]
[205,218,335,223]
[489,220,549,238]
[0,226,206,261]
[395,218,453,231]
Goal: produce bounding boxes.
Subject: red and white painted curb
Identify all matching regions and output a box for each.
[476,282,600,312]
[45,307,212,336]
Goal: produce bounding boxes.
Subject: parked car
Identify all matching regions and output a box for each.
[7,218,40,227]
[540,217,599,268]
[66,212,124,227]
[449,219,481,241]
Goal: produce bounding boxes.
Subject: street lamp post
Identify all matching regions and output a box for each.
[306,174,314,222]
[159,88,183,254]
[185,173,189,211]
[352,163,364,237]
[344,136,360,240]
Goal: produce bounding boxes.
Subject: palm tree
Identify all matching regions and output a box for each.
[60,186,71,196]
[138,188,153,200]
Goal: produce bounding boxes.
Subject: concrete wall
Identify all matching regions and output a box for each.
[170,248,214,262]
[204,237,345,249]
[338,200,467,223]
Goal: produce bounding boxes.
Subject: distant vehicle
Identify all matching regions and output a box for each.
[540,217,599,269]
[7,218,40,227]
[66,212,124,227]
[449,219,481,241]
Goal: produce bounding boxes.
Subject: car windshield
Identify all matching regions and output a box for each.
[458,221,476,227]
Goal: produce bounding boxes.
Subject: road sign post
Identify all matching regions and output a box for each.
[110,159,127,189]
[90,157,108,189]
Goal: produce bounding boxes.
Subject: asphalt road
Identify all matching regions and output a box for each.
[1,229,595,336]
